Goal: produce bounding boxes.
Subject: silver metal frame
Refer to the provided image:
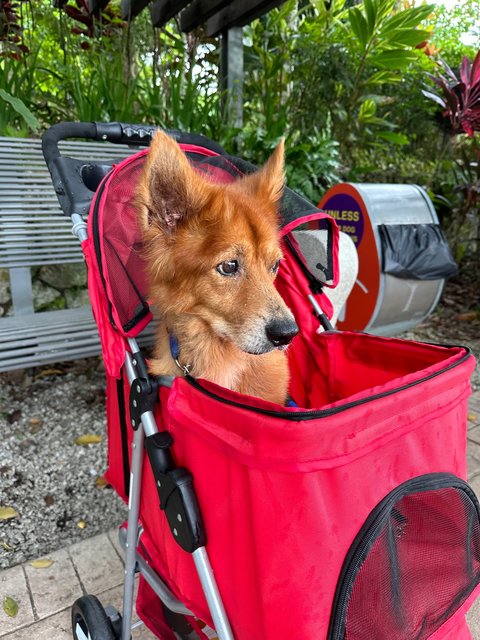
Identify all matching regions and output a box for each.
[120,340,234,640]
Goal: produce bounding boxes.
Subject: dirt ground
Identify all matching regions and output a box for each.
[0,267,479,569]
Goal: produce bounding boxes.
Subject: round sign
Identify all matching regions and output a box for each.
[319,184,380,331]
[320,193,365,247]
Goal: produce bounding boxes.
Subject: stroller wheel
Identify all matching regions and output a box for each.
[71,595,117,640]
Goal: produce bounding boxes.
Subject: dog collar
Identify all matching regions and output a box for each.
[169,332,192,376]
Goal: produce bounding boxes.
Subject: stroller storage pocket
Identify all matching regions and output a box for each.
[328,473,480,640]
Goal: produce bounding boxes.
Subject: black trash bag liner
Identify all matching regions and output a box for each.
[379,223,458,280]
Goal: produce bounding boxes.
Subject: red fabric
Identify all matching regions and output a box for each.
[84,142,479,640]
[107,333,475,640]
[136,576,178,640]
[430,612,475,640]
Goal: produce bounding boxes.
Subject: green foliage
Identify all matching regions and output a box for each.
[339,0,434,144]
[426,0,479,66]
[0,0,478,264]
[0,47,42,134]
[0,89,40,133]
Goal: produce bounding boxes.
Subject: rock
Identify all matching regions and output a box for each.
[32,280,62,311]
[65,288,91,309]
[38,264,87,291]
[0,269,11,305]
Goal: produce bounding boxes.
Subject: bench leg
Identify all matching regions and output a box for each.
[10,267,34,316]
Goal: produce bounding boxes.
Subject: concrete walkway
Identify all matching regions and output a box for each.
[1,390,480,639]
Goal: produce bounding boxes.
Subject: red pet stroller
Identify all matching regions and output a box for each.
[42,122,480,640]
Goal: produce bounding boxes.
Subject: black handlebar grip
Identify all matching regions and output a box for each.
[42,121,159,167]
[42,122,98,164]
[97,122,159,145]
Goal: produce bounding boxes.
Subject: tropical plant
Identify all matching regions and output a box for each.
[423,51,480,137]
[0,89,40,133]
[0,48,42,135]
[337,0,434,144]
[422,51,480,266]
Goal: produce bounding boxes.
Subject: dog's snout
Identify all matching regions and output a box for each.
[265,317,299,347]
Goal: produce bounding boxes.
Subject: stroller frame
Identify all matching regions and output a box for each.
[121,337,233,640]
[43,121,240,640]
[43,121,480,640]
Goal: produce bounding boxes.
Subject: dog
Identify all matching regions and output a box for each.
[136,131,298,405]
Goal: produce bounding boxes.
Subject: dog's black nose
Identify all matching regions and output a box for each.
[266,318,299,347]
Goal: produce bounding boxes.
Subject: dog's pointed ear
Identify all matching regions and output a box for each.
[137,130,209,235]
[240,139,285,203]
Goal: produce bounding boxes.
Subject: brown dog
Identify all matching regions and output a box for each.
[136,131,298,404]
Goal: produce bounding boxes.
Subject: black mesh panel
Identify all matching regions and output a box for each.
[343,486,480,640]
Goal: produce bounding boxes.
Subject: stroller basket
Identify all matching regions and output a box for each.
[42,122,479,640]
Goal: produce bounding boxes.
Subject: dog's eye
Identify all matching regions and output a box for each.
[272,259,281,274]
[216,260,239,276]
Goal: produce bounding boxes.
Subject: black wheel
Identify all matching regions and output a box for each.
[71,595,117,640]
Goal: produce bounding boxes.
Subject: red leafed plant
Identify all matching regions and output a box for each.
[423,51,480,137]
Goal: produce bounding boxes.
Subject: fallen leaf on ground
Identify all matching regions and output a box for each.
[74,434,102,446]
[77,520,87,529]
[29,558,54,569]
[3,596,19,618]
[468,413,478,422]
[457,311,479,322]
[35,368,64,378]
[0,507,19,520]
[95,476,108,489]
[44,495,54,507]
[1,541,13,551]
[29,417,41,426]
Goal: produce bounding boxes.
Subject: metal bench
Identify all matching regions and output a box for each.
[0,136,141,372]
[0,135,357,372]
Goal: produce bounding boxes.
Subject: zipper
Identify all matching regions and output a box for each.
[185,345,471,422]
[327,473,480,640]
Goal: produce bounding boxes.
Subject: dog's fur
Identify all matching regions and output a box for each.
[136,131,298,404]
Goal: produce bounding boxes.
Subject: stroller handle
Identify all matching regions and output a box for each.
[42,121,158,163]
[42,121,227,219]
[41,121,162,220]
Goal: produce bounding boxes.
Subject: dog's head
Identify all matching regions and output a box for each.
[136,130,298,355]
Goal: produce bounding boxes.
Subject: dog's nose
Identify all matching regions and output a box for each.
[265,318,299,347]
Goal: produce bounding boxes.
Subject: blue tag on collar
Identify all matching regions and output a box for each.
[169,332,181,361]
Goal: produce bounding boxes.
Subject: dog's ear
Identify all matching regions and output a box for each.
[137,130,209,235]
[240,139,285,203]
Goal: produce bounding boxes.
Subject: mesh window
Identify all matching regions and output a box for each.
[343,485,480,640]
[98,155,151,333]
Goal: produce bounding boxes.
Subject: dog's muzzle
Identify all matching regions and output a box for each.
[265,318,299,347]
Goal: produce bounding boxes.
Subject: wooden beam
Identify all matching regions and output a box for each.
[121,0,151,20]
[86,0,110,13]
[150,0,191,27]
[180,0,231,32]
[207,0,284,37]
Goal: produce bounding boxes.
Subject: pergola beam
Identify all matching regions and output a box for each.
[180,0,232,32]
[121,0,151,20]
[150,0,191,27]
[86,0,110,13]
[207,0,284,37]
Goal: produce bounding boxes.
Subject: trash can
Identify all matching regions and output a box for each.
[319,183,458,335]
